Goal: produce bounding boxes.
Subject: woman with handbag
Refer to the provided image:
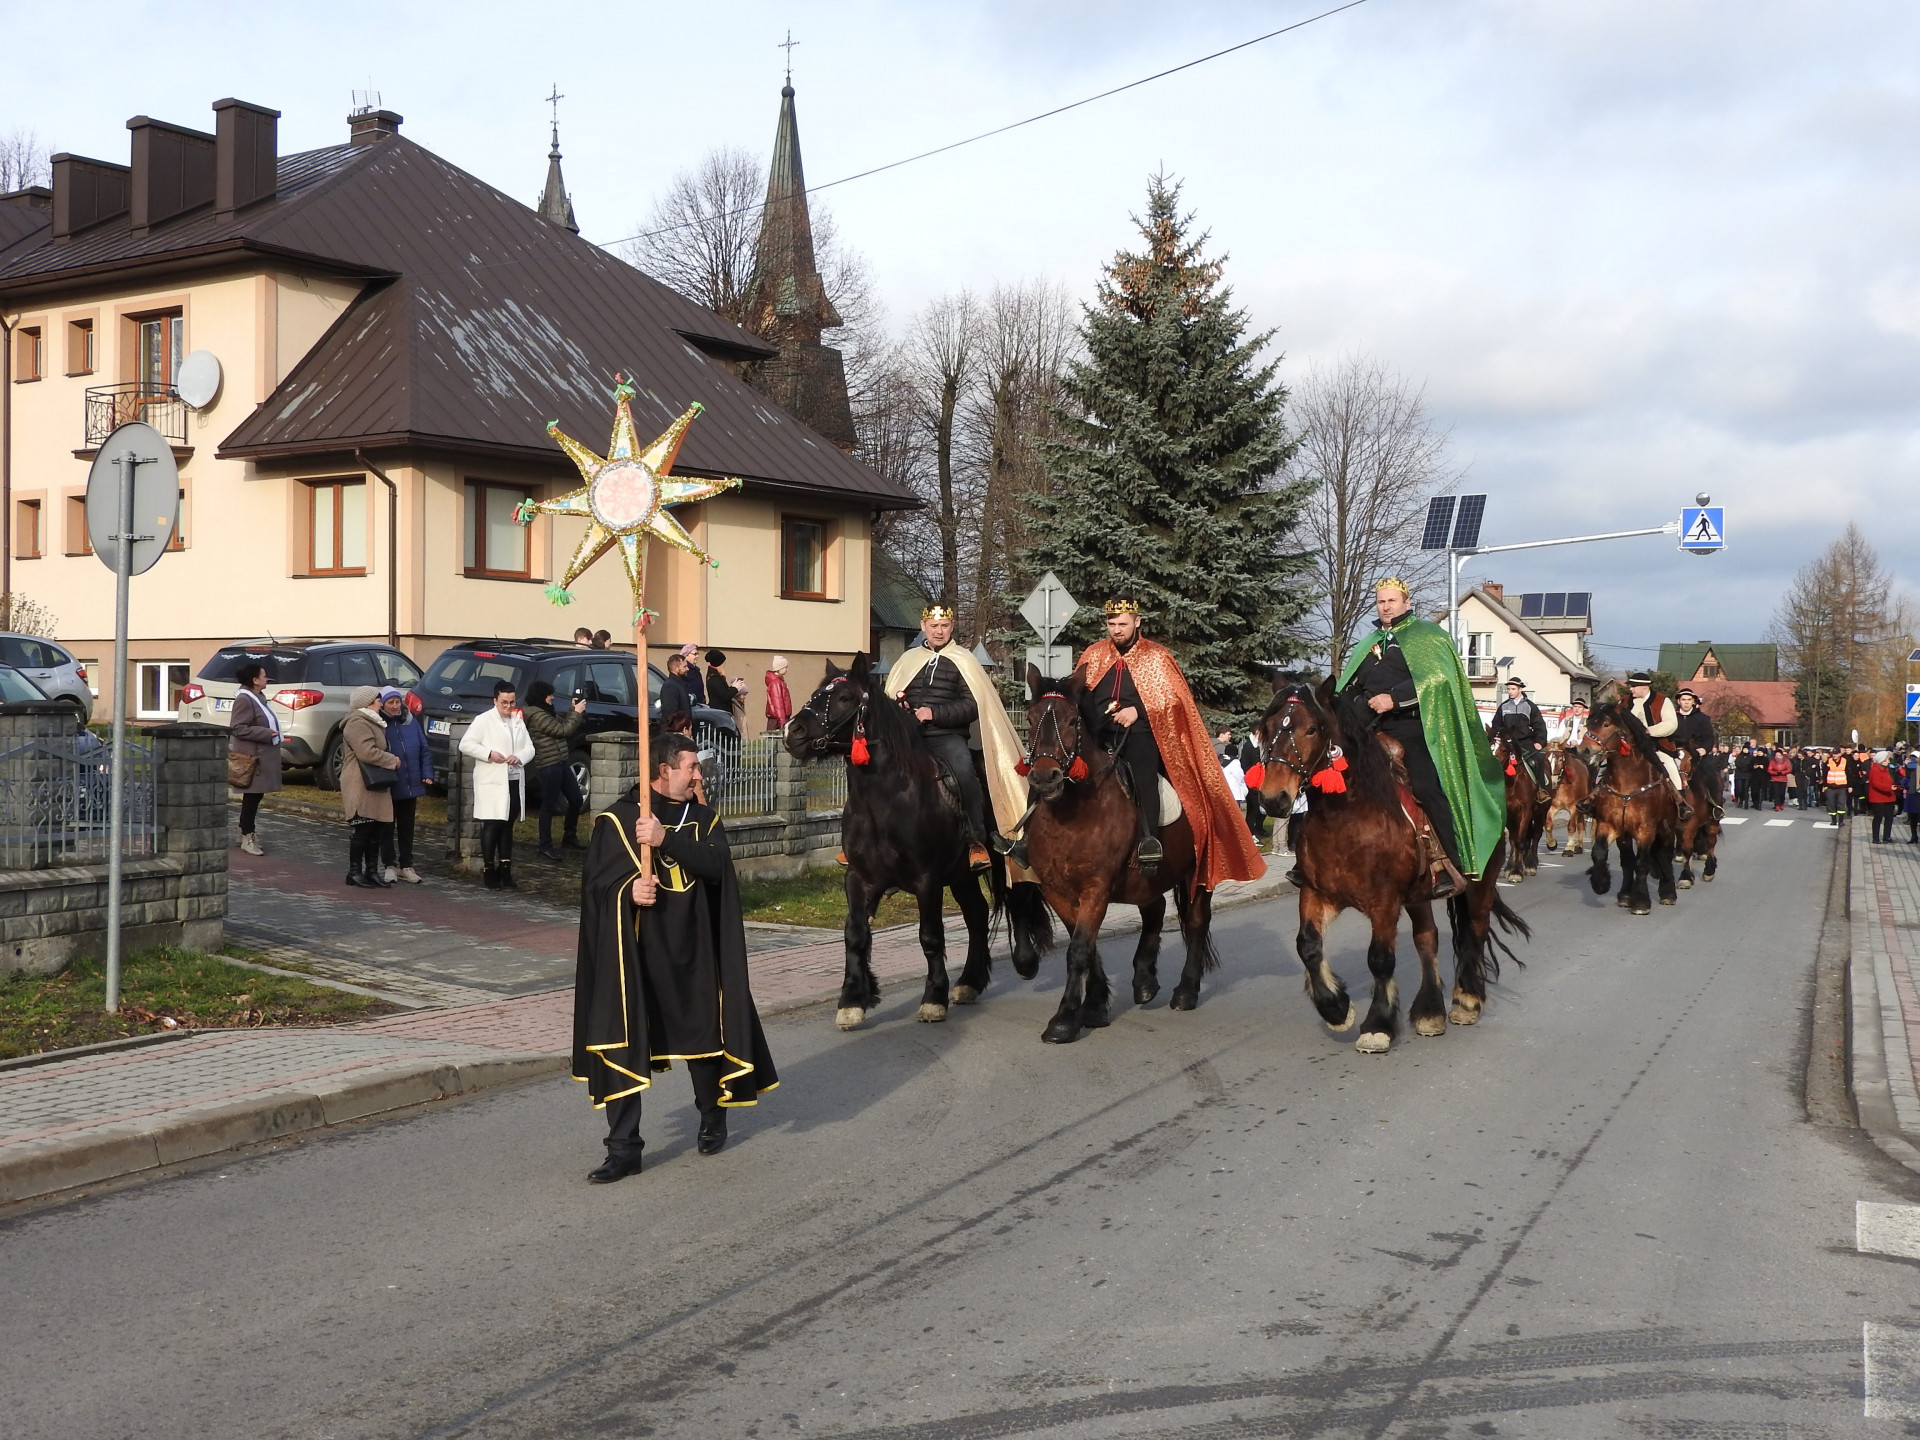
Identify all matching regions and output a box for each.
[228,662,284,856]
[339,685,402,888]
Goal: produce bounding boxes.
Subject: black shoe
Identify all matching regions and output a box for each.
[497,864,518,890]
[345,871,374,888]
[588,1151,643,1184]
[561,835,585,850]
[1136,836,1164,868]
[696,1112,728,1156]
[538,845,562,862]
[482,867,500,889]
[364,866,393,889]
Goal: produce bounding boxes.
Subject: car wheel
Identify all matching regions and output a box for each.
[317,735,345,791]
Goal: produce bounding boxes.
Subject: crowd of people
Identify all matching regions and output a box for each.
[1721,739,1919,841]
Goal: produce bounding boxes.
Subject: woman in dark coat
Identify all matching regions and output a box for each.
[229,661,284,856]
[340,686,402,887]
[377,687,434,883]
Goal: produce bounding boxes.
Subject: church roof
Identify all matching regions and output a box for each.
[749,84,839,332]
[537,124,577,233]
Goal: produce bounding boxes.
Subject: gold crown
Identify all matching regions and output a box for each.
[1373,576,1411,598]
[1103,598,1141,616]
[921,604,956,622]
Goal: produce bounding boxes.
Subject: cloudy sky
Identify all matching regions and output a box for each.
[9,0,1916,664]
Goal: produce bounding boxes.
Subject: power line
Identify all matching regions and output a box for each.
[601,0,1373,251]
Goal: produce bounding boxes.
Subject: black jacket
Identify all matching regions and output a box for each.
[658,671,696,723]
[705,665,733,711]
[1491,697,1548,747]
[1673,708,1715,753]
[899,646,978,738]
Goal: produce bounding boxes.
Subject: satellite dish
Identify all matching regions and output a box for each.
[85,423,180,576]
[176,349,222,409]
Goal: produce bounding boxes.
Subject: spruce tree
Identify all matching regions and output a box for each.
[1019,175,1314,720]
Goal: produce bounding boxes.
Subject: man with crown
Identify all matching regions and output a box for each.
[1075,598,1265,888]
[1336,577,1507,895]
[883,604,995,872]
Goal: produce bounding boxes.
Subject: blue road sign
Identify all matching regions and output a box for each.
[1907,684,1920,721]
[1679,506,1725,552]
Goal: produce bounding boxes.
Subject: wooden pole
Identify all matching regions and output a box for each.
[636,609,653,879]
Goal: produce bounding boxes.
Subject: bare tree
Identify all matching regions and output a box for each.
[0,593,57,637]
[901,293,978,609]
[0,129,48,193]
[1291,355,1459,673]
[1773,522,1899,743]
[622,147,763,324]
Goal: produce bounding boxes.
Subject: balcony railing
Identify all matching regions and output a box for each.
[84,384,187,448]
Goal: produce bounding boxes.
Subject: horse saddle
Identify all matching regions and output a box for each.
[1374,732,1455,879]
[1112,764,1183,827]
[929,754,968,814]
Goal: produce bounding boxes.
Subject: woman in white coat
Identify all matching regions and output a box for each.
[459,678,536,888]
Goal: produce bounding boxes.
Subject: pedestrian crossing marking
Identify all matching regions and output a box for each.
[1721,817,1748,825]
[1859,1201,1920,1260]
[1812,822,1837,830]
[1763,818,1795,827]
[1865,1321,1920,1420]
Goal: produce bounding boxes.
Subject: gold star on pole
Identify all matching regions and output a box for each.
[521,375,742,616]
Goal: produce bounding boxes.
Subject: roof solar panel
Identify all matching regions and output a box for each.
[1544,593,1566,617]
[1519,593,1543,618]
[1450,494,1487,549]
[1568,592,1590,617]
[1420,496,1457,551]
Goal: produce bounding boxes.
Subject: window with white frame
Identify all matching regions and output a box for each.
[1463,632,1497,679]
[136,662,193,720]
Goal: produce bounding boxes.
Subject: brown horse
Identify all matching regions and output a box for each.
[1255,681,1529,1054]
[1020,668,1217,1045]
[1674,751,1722,888]
[1490,730,1548,882]
[1578,701,1679,915]
[1543,744,1591,856]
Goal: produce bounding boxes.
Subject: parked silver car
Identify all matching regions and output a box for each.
[175,639,423,788]
[0,633,92,724]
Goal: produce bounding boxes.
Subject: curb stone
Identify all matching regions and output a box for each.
[1844,823,1920,1179]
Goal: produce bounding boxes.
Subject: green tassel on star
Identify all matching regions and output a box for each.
[544,585,574,607]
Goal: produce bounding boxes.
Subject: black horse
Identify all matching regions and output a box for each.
[784,655,1053,1030]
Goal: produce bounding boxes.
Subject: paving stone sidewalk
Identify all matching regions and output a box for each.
[1849,819,1920,1173]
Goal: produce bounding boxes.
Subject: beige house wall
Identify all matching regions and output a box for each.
[1454,593,1586,711]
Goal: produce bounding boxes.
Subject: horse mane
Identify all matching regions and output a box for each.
[848,664,938,783]
[1320,687,1406,811]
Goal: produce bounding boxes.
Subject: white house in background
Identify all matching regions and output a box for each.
[1437,583,1599,719]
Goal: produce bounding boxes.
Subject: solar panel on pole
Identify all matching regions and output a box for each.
[1420,496,1457,551]
[1451,494,1487,549]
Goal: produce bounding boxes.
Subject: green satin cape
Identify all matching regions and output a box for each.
[1337,615,1507,878]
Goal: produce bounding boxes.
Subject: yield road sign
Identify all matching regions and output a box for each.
[1019,571,1079,645]
[1679,506,1724,552]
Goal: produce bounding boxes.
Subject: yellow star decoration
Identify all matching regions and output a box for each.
[521,377,742,616]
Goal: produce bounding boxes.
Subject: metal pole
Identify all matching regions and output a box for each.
[1469,523,1679,556]
[105,453,144,1013]
[1448,551,1462,656]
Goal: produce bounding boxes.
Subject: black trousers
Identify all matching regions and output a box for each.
[1871,801,1895,842]
[348,818,392,873]
[1245,788,1266,838]
[480,789,522,870]
[603,1058,723,1159]
[1376,709,1462,871]
[238,791,263,834]
[924,732,990,844]
[537,762,583,847]
[1115,723,1162,836]
[380,796,417,868]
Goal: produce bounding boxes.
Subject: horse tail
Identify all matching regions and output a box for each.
[1447,887,1530,988]
[1180,879,1221,975]
[1009,876,1057,957]
[987,847,1009,935]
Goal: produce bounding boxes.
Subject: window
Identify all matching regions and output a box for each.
[781,516,827,599]
[14,498,41,559]
[0,637,67,671]
[64,492,92,555]
[134,310,184,392]
[313,650,378,689]
[14,326,42,381]
[1463,631,1496,679]
[464,480,531,577]
[306,479,367,574]
[1702,663,1721,679]
[373,650,422,687]
[67,319,95,376]
[136,662,193,720]
[586,660,635,706]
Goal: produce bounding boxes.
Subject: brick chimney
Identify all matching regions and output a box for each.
[127,116,216,232]
[1482,582,1504,604]
[348,109,404,146]
[49,154,131,240]
[213,99,280,215]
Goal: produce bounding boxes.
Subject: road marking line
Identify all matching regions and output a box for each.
[1764,818,1795,827]
[1721,817,1749,825]
[1865,1321,1920,1419]
[1858,1201,1920,1260]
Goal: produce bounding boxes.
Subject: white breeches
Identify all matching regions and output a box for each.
[1658,753,1683,792]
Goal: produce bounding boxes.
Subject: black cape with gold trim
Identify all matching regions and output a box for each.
[571,787,778,1108]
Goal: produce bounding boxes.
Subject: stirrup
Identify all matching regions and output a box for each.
[1136,835,1164,869]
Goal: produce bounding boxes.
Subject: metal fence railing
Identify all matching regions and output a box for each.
[805,758,847,814]
[0,732,156,869]
[716,732,782,820]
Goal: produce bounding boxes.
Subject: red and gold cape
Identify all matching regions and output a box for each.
[1078,637,1266,891]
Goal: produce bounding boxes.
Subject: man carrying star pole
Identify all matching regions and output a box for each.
[1076,598,1265,888]
[1337,578,1506,895]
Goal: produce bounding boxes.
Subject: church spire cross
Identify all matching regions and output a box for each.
[537,83,578,233]
[778,30,799,85]
[545,84,565,149]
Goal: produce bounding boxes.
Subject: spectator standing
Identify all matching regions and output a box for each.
[764,655,794,732]
[573,627,594,647]
[1732,745,1752,809]
[460,679,536,889]
[340,685,401,888]
[659,650,697,731]
[590,630,612,650]
[377,687,433,883]
[704,650,734,711]
[1901,750,1919,843]
[730,675,750,733]
[1849,747,1871,814]
[525,680,588,861]
[1824,749,1852,825]
[227,661,283,857]
[1239,733,1267,841]
[1868,750,1898,843]
[1766,747,1791,810]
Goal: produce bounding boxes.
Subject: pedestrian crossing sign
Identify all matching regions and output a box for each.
[1906,684,1920,721]
[1679,506,1725,552]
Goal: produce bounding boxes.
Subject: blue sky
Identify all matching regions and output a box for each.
[7,0,1916,663]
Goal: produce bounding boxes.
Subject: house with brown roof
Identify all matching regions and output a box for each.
[1656,640,1798,744]
[0,96,914,722]
[1435,583,1599,716]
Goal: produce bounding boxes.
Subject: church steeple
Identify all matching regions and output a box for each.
[743,77,855,450]
[537,85,578,233]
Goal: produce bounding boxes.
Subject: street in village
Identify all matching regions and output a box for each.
[4,810,1920,1438]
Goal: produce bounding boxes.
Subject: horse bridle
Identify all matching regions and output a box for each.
[1024,694,1085,781]
[1260,695,1321,783]
[796,676,866,756]
[1582,720,1665,801]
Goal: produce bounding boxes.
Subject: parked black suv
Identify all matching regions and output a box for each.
[411,639,737,801]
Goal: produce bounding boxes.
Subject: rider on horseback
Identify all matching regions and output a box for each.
[1624,671,1693,822]
[1490,677,1549,787]
[890,604,993,873]
[1078,599,1171,868]
[1672,687,1722,819]
[1336,578,1507,898]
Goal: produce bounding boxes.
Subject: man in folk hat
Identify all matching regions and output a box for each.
[1623,671,1691,820]
[1490,676,1549,787]
[1337,578,1506,894]
[1672,687,1721,816]
[1551,698,1589,747]
[887,605,993,871]
[1075,598,1264,886]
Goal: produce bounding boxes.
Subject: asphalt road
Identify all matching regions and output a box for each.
[5,819,1917,1439]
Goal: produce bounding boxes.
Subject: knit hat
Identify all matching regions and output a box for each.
[678,642,700,661]
[376,686,407,704]
[349,685,379,712]
[769,655,789,674]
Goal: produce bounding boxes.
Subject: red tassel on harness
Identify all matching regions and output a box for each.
[1310,767,1347,794]
[1245,763,1265,789]
[1618,740,1632,756]
[850,734,870,766]
[1015,758,1031,776]
[1506,758,1517,777]
[1068,756,1089,781]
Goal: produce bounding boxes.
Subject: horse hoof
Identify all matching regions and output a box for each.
[951,985,981,1006]
[1676,878,1692,890]
[1632,905,1651,916]
[1355,1032,1393,1054]
[1081,1007,1111,1030]
[1413,1013,1447,1037]
[1012,957,1039,980]
[1328,1001,1358,1033]
[1703,873,1715,882]
[1168,987,1198,1012]
[1659,896,1676,907]
[1042,1019,1082,1045]
[917,1003,948,1023]
[1525,865,1537,876]
[1448,1003,1481,1026]
[1134,984,1159,1006]
[835,1008,867,1031]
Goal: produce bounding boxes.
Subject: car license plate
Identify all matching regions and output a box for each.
[213,698,232,711]
[427,719,451,735]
